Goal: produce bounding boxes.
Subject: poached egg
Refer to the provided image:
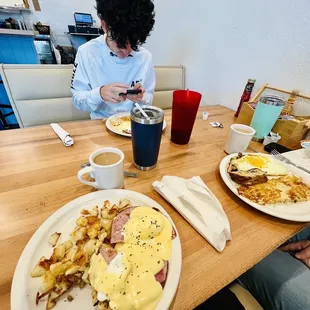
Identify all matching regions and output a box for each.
[88,207,173,310]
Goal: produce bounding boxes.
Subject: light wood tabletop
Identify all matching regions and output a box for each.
[0,105,307,310]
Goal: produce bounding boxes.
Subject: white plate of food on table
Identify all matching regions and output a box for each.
[106,112,167,137]
[11,190,182,310]
[219,152,310,222]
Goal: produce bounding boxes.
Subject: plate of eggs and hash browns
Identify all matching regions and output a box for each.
[11,190,182,310]
[106,112,167,137]
[219,153,310,222]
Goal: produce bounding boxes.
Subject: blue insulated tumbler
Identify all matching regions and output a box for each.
[131,106,164,170]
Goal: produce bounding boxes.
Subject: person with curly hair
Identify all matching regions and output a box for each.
[71,0,155,118]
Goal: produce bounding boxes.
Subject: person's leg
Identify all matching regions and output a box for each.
[238,249,310,310]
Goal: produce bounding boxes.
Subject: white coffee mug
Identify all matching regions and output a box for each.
[78,148,124,190]
[224,124,255,154]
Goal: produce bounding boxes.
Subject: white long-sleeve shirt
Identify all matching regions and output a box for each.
[71,34,155,119]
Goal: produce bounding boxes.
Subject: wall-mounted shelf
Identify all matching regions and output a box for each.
[0,5,31,13]
[69,33,100,37]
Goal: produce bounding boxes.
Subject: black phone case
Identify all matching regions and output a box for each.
[119,89,142,96]
[264,143,292,154]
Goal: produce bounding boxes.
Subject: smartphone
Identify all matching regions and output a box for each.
[119,89,142,96]
[264,142,292,154]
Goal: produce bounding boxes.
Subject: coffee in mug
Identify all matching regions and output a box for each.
[94,152,121,166]
[78,148,124,190]
[224,124,255,154]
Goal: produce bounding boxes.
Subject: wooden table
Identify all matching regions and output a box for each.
[0,106,307,310]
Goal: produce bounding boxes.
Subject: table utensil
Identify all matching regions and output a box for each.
[224,124,255,154]
[270,149,310,175]
[219,152,310,222]
[131,105,164,170]
[50,123,74,146]
[78,148,124,189]
[11,190,182,310]
[153,176,231,252]
[247,146,258,153]
[171,89,202,145]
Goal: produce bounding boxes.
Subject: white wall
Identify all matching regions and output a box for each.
[144,0,310,109]
[28,0,100,45]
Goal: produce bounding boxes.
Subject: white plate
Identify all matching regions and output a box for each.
[11,190,182,310]
[106,112,167,137]
[219,153,310,222]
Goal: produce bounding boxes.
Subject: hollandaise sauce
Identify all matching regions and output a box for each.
[89,207,173,310]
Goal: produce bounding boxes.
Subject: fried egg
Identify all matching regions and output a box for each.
[233,155,288,176]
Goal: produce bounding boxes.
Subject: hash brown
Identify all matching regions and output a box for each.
[238,175,310,205]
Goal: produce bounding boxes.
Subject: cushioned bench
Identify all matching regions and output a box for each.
[0,64,184,127]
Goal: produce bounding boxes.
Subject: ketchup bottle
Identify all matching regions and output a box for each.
[234,78,256,117]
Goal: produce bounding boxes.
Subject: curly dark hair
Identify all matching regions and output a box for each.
[96,0,155,51]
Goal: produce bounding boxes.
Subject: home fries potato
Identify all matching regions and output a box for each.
[31,199,132,310]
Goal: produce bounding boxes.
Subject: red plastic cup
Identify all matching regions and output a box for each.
[171,89,202,145]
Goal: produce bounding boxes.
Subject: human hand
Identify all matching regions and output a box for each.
[100,83,128,103]
[279,240,310,268]
[126,83,145,102]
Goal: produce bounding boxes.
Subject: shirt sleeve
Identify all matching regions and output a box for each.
[140,54,155,106]
[71,50,103,112]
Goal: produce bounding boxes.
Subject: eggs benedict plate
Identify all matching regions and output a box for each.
[12,190,182,310]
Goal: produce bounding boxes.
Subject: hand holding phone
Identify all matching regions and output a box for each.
[120,83,145,102]
[100,83,128,103]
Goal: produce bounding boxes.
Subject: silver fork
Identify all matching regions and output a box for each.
[270,149,310,175]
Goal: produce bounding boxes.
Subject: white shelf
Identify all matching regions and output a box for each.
[0,29,38,36]
[0,5,31,13]
[69,33,100,37]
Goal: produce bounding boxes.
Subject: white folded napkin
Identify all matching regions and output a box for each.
[50,123,74,147]
[283,150,310,170]
[153,176,231,252]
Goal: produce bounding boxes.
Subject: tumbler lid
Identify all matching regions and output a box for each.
[259,95,285,106]
[131,105,164,124]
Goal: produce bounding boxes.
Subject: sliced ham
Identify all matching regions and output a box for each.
[100,244,117,264]
[110,207,135,244]
[155,261,168,287]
